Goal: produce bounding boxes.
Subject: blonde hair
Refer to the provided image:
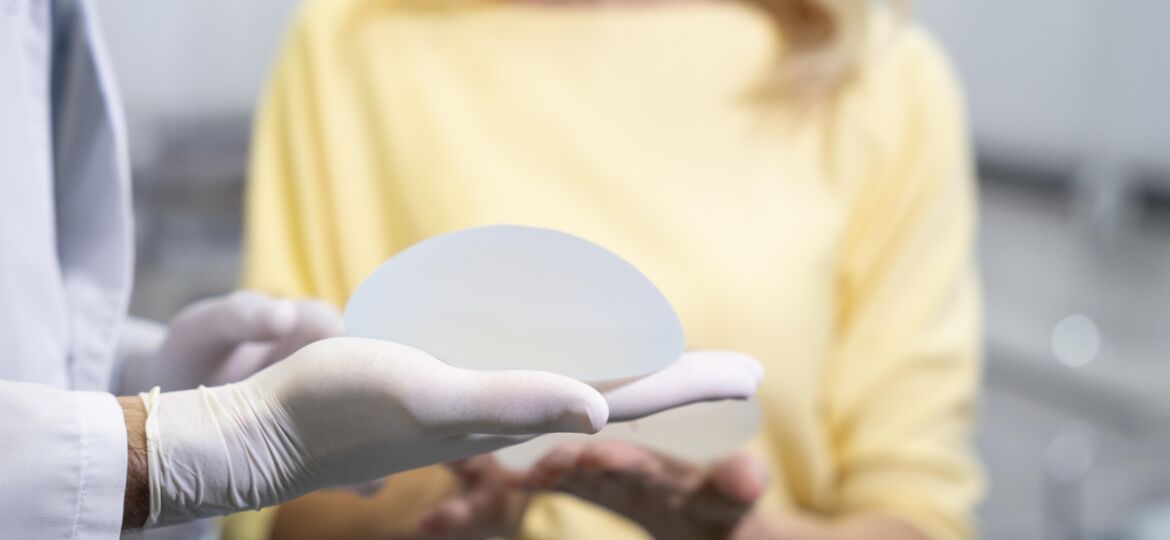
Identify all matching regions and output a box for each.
[751,0,903,95]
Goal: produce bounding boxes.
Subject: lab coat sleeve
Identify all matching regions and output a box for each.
[822,29,982,540]
[0,379,127,539]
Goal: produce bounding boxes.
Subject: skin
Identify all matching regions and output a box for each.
[515,442,931,540]
[120,396,149,530]
[260,440,935,540]
[406,442,933,540]
[271,467,473,540]
[418,458,530,539]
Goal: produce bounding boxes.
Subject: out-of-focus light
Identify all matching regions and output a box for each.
[1045,425,1097,483]
[1050,314,1101,368]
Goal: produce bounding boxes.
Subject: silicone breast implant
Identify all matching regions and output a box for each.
[344,224,684,382]
[345,224,760,468]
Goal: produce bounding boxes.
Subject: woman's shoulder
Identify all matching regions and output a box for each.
[823,11,972,203]
[843,11,966,132]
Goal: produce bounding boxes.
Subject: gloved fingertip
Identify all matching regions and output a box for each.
[729,369,764,401]
[685,351,765,384]
[737,356,765,385]
[295,300,345,336]
[731,354,765,384]
[563,387,609,434]
[528,377,609,434]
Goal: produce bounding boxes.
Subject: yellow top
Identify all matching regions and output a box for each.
[242,1,982,539]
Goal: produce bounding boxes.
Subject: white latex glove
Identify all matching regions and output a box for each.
[139,337,610,527]
[491,350,764,469]
[121,291,343,393]
[594,350,763,423]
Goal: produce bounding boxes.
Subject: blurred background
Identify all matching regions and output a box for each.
[94,1,1170,538]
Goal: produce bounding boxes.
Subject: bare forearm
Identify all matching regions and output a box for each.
[119,396,149,530]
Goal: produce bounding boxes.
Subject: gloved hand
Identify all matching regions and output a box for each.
[139,337,610,527]
[121,290,343,394]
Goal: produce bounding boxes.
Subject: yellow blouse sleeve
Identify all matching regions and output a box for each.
[227,16,348,540]
[242,11,344,304]
[824,29,983,540]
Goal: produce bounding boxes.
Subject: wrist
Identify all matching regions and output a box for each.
[147,384,306,525]
[119,395,150,529]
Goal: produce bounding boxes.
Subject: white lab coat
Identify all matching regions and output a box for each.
[1,0,135,537]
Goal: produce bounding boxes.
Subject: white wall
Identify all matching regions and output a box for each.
[91,1,1170,174]
[918,1,1170,174]
[92,0,299,161]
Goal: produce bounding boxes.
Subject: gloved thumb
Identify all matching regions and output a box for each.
[433,369,610,436]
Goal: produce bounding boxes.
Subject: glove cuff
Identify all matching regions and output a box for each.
[138,387,163,527]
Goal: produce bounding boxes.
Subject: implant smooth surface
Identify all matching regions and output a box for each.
[344,225,685,381]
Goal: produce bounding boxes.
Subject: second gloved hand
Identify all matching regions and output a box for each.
[121,290,344,394]
[139,337,609,527]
